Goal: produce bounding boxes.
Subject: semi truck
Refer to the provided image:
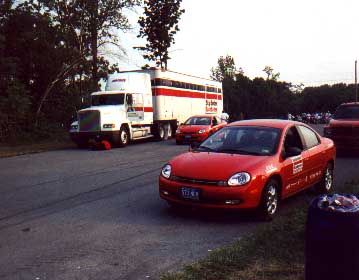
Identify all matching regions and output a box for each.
[69,68,223,147]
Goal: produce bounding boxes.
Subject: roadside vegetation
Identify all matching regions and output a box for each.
[161,181,359,280]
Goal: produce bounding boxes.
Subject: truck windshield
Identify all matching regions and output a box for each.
[334,105,359,119]
[92,94,125,106]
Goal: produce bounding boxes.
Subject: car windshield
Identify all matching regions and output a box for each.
[197,126,281,156]
[184,117,211,125]
[92,94,125,106]
[333,105,359,119]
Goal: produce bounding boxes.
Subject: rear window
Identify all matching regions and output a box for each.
[334,105,359,119]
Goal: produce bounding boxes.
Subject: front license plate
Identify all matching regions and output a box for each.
[181,187,200,200]
[185,134,191,139]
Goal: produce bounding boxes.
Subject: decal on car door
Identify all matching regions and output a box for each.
[291,155,303,174]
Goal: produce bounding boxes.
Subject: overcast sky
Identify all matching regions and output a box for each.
[117,0,359,86]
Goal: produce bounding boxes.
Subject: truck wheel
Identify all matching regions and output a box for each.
[258,179,280,221]
[118,127,129,147]
[166,124,172,139]
[158,124,165,140]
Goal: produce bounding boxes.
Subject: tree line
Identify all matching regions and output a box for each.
[211,55,357,121]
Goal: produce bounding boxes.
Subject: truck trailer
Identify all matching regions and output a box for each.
[69,69,223,147]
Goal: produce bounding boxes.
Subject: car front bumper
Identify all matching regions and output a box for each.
[159,176,262,209]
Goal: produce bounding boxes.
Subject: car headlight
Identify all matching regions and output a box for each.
[228,172,251,186]
[176,128,181,134]
[103,124,115,129]
[198,129,206,134]
[161,164,172,179]
[70,125,78,130]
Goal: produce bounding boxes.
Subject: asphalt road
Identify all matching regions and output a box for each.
[0,125,358,280]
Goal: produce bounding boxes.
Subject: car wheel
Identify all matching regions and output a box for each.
[258,179,279,221]
[118,126,129,147]
[316,163,334,193]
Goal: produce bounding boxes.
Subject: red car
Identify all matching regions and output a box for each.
[324,102,359,150]
[175,115,226,144]
[160,119,336,220]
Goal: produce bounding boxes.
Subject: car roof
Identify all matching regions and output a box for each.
[227,119,302,129]
[340,102,359,106]
[189,115,215,118]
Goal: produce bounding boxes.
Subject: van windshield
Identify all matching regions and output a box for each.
[92,94,125,106]
[334,105,359,119]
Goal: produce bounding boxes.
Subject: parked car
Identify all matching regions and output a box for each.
[175,115,226,144]
[324,102,359,151]
[160,119,336,220]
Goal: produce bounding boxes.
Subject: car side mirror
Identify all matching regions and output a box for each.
[282,147,302,159]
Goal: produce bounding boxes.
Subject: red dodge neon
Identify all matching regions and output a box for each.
[175,115,226,144]
[160,119,336,220]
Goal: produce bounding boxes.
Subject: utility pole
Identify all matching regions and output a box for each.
[356,60,358,102]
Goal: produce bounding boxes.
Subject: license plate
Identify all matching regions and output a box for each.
[181,187,200,200]
[185,134,191,139]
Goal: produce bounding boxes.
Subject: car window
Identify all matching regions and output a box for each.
[199,126,281,156]
[212,117,218,126]
[283,126,304,153]
[297,125,320,149]
[333,105,359,119]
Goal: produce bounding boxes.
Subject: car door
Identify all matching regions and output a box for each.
[280,126,311,197]
[296,125,325,186]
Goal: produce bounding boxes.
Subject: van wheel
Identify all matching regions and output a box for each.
[316,163,334,193]
[166,124,172,139]
[258,179,279,221]
[118,126,129,147]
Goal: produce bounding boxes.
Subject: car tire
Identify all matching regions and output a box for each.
[316,163,334,194]
[258,179,280,221]
[118,126,129,147]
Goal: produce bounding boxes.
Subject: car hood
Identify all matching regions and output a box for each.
[329,119,359,127]
[169,151,271,180]
[179,125,209,133]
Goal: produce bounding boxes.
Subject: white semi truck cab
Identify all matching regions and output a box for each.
[69,69,223,148]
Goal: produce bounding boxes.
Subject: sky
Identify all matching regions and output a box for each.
[115,0,359,87]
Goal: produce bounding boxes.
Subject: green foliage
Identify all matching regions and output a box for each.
[0,0,136,141]
[136,0,185,69]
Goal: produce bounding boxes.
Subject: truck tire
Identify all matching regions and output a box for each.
[158,124,165,140]
[164,123,172,140]
[118,126,129,147]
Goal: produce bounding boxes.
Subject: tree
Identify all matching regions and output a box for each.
[210,55,243,82]
[263,65,280,81]
[136,0,185,69]
[39,0,140,86]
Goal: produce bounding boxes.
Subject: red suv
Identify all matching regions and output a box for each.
[324,102,359,150]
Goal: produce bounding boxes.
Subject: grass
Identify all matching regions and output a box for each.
[0,128,75,158]
[161,181,359,280]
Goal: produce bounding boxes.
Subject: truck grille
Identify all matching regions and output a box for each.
[79,110,100,132]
